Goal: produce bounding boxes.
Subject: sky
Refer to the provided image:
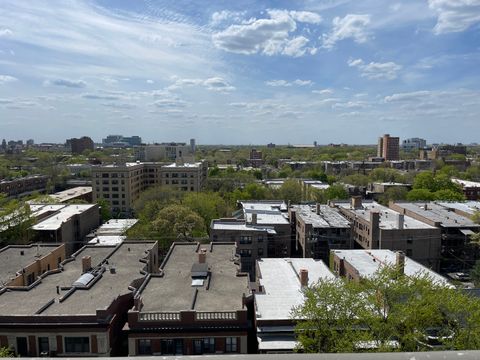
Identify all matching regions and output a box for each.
[0,0,479,145]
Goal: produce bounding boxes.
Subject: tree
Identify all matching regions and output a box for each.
[470,260,480,287]
[313,185,349,204]
[96,198,112,222]
[378,187,408,205]
[433,189,465,201]
[293,265,480,353]
[276,179,303,204]
[182,192,231,229]
[0,197,35,246]
[0,347,14,357]
[406,188,435,201]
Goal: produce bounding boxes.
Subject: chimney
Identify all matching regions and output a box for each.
[198,248,207,264]
[82,256,92,273]
[397,214,404,230]
[316,203,320,215]
[396,251,405,275]
[351,196,362,209]
[251,213,257,225]
[299,268,309,287]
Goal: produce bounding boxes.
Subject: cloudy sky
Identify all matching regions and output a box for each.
[0,0,479,145]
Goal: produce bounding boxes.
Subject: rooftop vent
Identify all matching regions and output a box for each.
[73,273,94,287]
[191,263,209,278]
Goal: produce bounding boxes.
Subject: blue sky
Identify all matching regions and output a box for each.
[0,0,479,145]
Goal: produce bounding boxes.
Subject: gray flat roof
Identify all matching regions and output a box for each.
[256,258,335,321]
[32,204,97,231]
[49,186,92,202]
[139,243,249,313]
[335,201,435,230]
[244,211,290,225]
[293,205,350,228]
[240,200,288,212]
[0,244,62,287]
[437,201,480,216]
[332,249,450,286]
[89,219,138,236]
[0,242,155,316]
[393,201,479,228]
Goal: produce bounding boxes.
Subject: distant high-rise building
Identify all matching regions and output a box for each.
[68,136,94,154]
[402,137,426,151]
[377,134,399,161]
[190,138,196,153]
[249,148,263,167]
[102,135,141,147]
[134,142,193,162]
[26,139,34,146]
[1,139,6,151]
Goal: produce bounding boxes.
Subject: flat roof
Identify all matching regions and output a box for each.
[89,219,138,236]
[88,235,125,246]
[452,178,480,188]
[49,186,92,202]
[139,243,249,313]
[437,201,480,216]
[244,211,289,225]
[335,201,435,230]
[162,162,203,168]
[240,200,288,212]
[293,205,350,228]
[0,242,155,316]
[211,220,277,234]
[0,244,62,287]
[256,258,335,321]
[392,202,479,228]
[32,204,97,231]
[332,249,450,286]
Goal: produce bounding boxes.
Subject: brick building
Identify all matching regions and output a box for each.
[126,242,252,356]
[377,134,400,161]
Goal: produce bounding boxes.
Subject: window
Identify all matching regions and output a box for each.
[406,249,413,257]
[203,338,215,353]
[239,249,252,257]
[38,337,49,355]
[161,339,183,355]
[138,339,151,355]
[258,248,264,256]
[257,235,263,242]
[64,337,90,353]
[225,337,237,353]
[239,236,252,244]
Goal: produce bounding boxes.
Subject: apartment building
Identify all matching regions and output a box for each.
[451,178,480,200]
[331,249,450,286]
[0,241,159,357]
[254,258,335,353]
[126,242,251,356]
[30,203,100,255]
[289,204,351,262]
[377,134,400,161]
[134,142,194,162]
[436,201,480,218]
[402,137,427,151]
[92,161,207,216]
[238,201,292,259]
[49,186,93,203]
[330,198,441,270]
[0,175,49,198]
[389,201,480,272]
[210,218,275,279]
[0,243,65,288]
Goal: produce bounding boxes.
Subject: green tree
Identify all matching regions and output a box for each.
[406,188,435,201]
[182,192,231,229]
[413,172,436,192]
[433,189,466,201]
[293,265,480,353]
[0,197,35,246]
[378,187,408,205]
[152,204,206,241]
[470,260,480,287]
[96,198,112,222]
[313,185,349,204]
[0,347,14,357]
[276,179,303,204]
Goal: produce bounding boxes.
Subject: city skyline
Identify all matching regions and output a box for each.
[0,0,479,144]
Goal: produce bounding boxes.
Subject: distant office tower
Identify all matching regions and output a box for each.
[190,138,196,153]
[377,134,399,161]
[402,137,426,151]
[68,136,94,154]
[102,135,142,147]
[134,142,193,162]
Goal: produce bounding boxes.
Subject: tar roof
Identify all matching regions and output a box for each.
[244,211,289,225]
[294,205,350,228]
[333,249,450,286]
[89,219,138,236]
[240,200,287,212]
[0,244,61,287]
[393,202,479,228]
[256,258,335,321]
[335,201,435,230]
[139,243,249,313]
[0,242,154,316]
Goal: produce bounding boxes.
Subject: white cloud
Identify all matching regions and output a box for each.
[211,10,246,25]
[384,91,432,103]
[146,79,154,84]
[0,28,13,37]
[348,58,402,80]
[154,98,187,108]
[322,14,371,49]
[44,78,87,88]
[312,89,333,95]
[203,77,235,92]
[0,75,18,84]
[429,0,480,34]
[265,79,313,87]
[212,9,317,56]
